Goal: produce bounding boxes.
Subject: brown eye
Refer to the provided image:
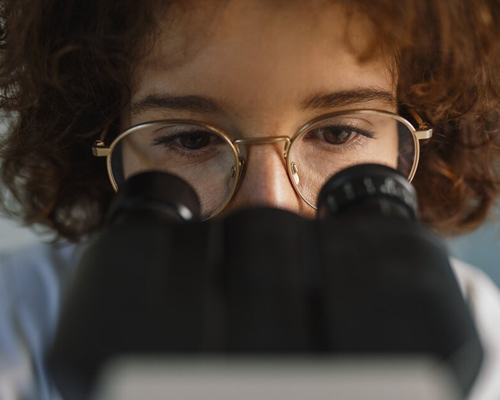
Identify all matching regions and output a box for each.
[314,126,356,145]
[178,131,211,149]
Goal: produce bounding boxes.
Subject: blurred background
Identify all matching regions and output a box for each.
[0,197,499,286]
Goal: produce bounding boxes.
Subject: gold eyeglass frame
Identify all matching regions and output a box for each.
[93,109,432,219]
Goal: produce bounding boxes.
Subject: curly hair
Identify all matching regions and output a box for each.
[0,0,499,242]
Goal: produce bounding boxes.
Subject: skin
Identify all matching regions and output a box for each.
[121,0,398,218]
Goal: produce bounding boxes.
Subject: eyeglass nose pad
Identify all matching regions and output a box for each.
[291,161,300,185]
[228,166,237,189]
[228,156,246,190]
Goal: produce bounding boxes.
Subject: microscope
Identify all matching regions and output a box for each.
[49,164,484,400]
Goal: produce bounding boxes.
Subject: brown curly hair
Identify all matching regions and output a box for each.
[0,0,499,242]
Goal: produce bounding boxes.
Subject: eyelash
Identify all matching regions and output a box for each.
[151,131,222,159]
[303,123,376,153]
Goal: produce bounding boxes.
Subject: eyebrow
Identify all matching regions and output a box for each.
[130,88,395,116]
[130,94,224,115]
[300,88,396,110]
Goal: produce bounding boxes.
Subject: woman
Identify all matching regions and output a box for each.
[0,0,499,399]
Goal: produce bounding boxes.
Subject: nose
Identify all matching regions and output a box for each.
[223,143,311,216]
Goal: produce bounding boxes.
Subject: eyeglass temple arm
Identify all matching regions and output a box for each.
[92,124,111,157]
[408,109,433,140]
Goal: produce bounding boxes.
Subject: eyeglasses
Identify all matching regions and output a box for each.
[93,109,432,220]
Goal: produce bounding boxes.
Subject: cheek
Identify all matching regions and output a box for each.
[371,129,399,169]
[122,139,146,178]
[359,118,401,170]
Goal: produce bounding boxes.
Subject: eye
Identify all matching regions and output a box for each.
[178,131,211,149]
[315,125,357,145]
[151,130,220,150]
[310,124,372,145]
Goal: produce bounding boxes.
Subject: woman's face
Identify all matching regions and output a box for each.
[121,0,398,218]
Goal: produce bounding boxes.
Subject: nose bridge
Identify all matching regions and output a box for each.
[234,135,291,156]
[230,136,301,211]
[234,135,292,190]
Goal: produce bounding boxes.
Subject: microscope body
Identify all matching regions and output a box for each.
[49,166,484,399]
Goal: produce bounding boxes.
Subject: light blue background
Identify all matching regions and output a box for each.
[447,220,500,286]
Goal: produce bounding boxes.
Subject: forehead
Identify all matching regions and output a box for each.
[130,0,395,122]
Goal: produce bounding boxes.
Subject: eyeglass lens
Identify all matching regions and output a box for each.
[109,113,416,219]
[287,113,415,207]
